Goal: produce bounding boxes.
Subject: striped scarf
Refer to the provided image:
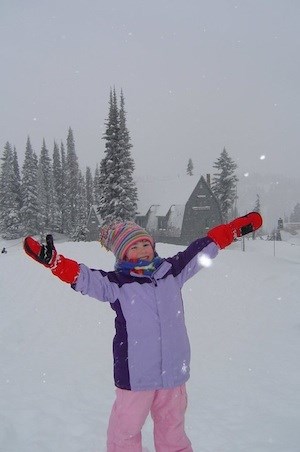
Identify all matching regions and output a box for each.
[115,256,163,276]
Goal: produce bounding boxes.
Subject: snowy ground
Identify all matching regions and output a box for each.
[0,234,300,452]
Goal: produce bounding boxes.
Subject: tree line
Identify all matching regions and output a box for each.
[0,130,89,240]
[3,88,297,241]
[0,89,137,240]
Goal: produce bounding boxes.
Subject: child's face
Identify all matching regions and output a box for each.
[126,240,154,262]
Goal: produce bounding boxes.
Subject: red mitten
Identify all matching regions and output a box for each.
[207,212,263,249]
[50,254,80,284]
[24,235,80,284]
[228,212,263,238]
[24,234,57,267]
[207,224,234,249]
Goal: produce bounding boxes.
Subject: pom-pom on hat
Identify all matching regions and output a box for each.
[99,221,155,261]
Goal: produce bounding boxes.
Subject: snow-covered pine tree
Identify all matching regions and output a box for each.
[85,166,94,214]
[0,142,22,238]
[52,141,62,194]
[12,147,22,214]
[52,141,63,231]
[98,90,118,224]
[93,164,101,206]
[48,174,61,233]
[98,88,138,224]
[38,139,52,229]
[21,137,38,235]
[60,142,68,233]
[186,158,194,176]
[251,194,262,240]
[290,202,300,222]
[65,128,80,234]
[36,159,47,238]
[118,89,138,217]
[253,194,261,213]
[211,147,238,222]
[71,170,89,241]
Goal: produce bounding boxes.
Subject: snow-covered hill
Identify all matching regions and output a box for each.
[1,237,299,452]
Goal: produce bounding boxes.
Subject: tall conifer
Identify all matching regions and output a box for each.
[52,141,63,231]
[85,166,94,214]
[186,158,194,176]
[0,142,22,238]
[98,88,138,224]
[65,128,79,233]
[211,147,238,222]
[60,142,68,233]
[38,139,52,228]
[13,147,22,212]
[21,137,38,234]
[93,164,101,205]
[36,158,47,237]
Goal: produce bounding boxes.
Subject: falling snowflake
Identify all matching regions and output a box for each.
[197,253,212,268]
[181,361,188,374]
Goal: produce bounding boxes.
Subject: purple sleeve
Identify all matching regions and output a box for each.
[166,237,219,287]
[72,264,119,303]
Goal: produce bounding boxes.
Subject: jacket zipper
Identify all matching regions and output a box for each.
[151,276,158,287]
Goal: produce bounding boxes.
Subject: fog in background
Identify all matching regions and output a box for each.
[1,0,299,227]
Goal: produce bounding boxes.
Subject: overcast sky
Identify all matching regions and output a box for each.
[1,0,299,181]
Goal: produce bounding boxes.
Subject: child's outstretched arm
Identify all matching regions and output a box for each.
[23,235,80,284]
[207,211,263,249]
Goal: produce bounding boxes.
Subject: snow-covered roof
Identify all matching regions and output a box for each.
[135,174,204,216]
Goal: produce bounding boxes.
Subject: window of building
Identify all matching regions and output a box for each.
[192,206,211,211]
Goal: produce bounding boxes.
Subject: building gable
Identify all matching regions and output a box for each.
[85,175,223,244]
[136,174,223,244]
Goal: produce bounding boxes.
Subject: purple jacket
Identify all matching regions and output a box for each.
[73,236,218,391]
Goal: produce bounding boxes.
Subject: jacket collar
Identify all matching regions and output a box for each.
[130,259,171,279]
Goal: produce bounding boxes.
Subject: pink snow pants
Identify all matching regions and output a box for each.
[107,384,193,452]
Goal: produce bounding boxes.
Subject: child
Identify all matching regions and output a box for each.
[23,212,262,452]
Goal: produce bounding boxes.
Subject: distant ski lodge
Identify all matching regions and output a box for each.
[86,174,223,245]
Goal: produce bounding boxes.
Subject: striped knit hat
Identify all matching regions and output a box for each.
[99,221,155,261]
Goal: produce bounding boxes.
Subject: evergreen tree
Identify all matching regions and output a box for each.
[98,88,138,224]
[253,194,261,213]
[52,141,63,231]
[12,147,22,212]
[71,170,88,241]
[48,173,61,233]
[251,194,262,240]
[52,141,62,191]
[93,164,101,205]
[85,166,94,214]
[290,202,300,222]
[211,147,238,222]
[36,159,47,237]
[65,128,79,234]
[186,158,194,176]
[38,139,52,228]
[60,142,68,233]
[118,89,138,217]
[21,137,38,234]
[0,142,22,238]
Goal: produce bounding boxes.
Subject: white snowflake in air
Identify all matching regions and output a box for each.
[181,361,188,374]
[197,253,212,268]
